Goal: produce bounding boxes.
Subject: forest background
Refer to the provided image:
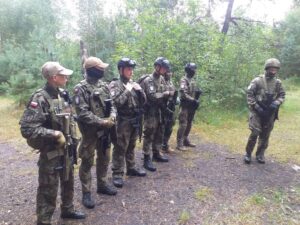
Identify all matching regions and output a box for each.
[0,0,300,162]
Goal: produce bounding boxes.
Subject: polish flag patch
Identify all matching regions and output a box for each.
[30,101,38,108]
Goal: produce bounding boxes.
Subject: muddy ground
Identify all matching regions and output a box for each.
[0,135,299,225]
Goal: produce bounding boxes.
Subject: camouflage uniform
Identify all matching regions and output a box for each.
[73,76,116,193]
[141,72,168,157]
[245,73,285,160]
[177,75,199,148]
[109,77,146,178]
[162,75,177,152]
[20,83,77,224]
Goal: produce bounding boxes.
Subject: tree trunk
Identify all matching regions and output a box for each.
[80,40,89,78]
[221,0,235,34]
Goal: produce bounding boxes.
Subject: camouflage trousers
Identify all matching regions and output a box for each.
[162,113,176,149]
[177,107,196,145]
[37,152,74,224]
[246,113,275,157]
[112,118,138,178]
[79,134,110,193]
[143,114,163,156]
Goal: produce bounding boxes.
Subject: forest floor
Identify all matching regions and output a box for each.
[0,134,299,225]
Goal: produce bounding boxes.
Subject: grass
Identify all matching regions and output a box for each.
[178,210,191,225]
[205,186,300,225]
[194,186,213,202]
[193,80,300,164]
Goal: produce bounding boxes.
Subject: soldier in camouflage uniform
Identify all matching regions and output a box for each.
[109,58,147,188]
[73,57,117,209]
[140,57,173,172]
[161,70,177,153]
[176,63,201,151]
[19,62,85,225]
[244,58,285,164]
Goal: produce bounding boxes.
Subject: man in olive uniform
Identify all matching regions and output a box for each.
[162,70,177,153]
[140,57,173,172]
[176,63,202,151]
[244,58,285,164]
[19,62,85,225]
[73,57,117,209]
[109,58,147,188]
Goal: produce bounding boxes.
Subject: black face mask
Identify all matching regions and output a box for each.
[266,70,276,78]
[187,70,195,78]
[86,67,104,79]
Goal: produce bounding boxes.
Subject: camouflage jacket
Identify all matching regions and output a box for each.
[140,72,168,116]
[108,77,146,119]
[247,74,285,113]
[19,83,73,151]
[73,77,116,135]
[179,75,198,107]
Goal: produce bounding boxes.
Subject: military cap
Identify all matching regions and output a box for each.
[41,62,73,79]
[84,57,109,71]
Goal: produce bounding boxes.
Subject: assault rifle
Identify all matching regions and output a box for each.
[54,113,78,181]
[98,99,112,153]
[192,88,203,110]
[257,93,278,122]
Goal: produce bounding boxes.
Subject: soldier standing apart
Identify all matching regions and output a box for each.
[73,57,117,209]
[109,58,147,188]
[140,57,173,172]
[244,58,285,164]
[161,70,177,153]
[19,62,85,225]
[176,63,202,151]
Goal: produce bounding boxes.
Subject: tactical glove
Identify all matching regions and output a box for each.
[54,131,66,148]
[270,101,280,110]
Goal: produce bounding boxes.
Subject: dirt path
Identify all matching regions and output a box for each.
[0,137,299,225]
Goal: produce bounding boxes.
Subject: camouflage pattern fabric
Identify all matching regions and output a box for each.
[109,78,146,178]
[245,74,285,157]
[73,77,116,193]
[19,83,75,224]
[140,72,168,156]
[177,75,199,146]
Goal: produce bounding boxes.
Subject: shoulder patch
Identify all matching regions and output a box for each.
[30,101,38,109]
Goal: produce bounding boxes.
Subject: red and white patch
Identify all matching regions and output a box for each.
[30,101,38,108]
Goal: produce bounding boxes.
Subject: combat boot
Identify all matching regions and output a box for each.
[127,167,146,177]
[153,152,169,162]
[112,177,124,188]
[143,154,156,172]
[61,211,86,219]
[162,145,175,153]
[82,192,95,209]
[244,154,251,164]
[97,183,117,195]
[183,138,196,147]
[256,156,265,164]
[176,143,187,151]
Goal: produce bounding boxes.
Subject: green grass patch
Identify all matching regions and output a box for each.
[193,81,300,164]
[178,210,191,225]
[194,186,213,202]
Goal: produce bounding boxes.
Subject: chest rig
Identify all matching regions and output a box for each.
[256,75,278,104]
[80,80,109,118]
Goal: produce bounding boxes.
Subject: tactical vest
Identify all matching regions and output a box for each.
[255,75,280,104]
[78,80,110,118]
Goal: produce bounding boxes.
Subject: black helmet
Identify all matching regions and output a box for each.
[185,63,197,73]
[117,57,136,70]
[154,57,170,70]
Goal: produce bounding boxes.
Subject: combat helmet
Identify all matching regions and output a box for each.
[154,57,170,70]
[117,58,136,70]
[185,63,197,73]
[264,58,281,70]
